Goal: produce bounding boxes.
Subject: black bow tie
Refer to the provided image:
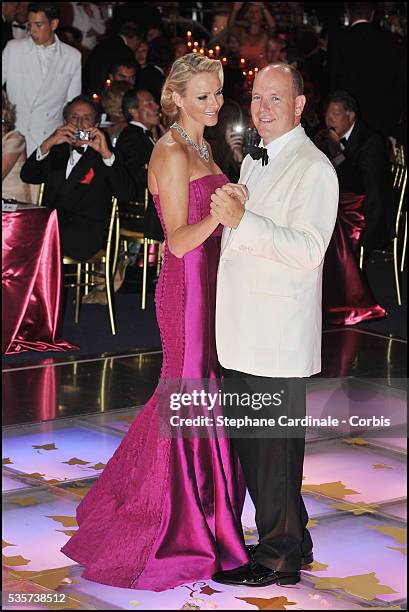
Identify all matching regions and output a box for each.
[73,146,86,155]
[248,144,269,166]
[12,22,27,30]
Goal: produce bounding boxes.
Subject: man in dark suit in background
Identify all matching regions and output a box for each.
[315,90,393,254]
[83,22,143,96]
[2,2,16,49]
[115,87,164,242]
[21,95,131,261]
[327,2,403,139]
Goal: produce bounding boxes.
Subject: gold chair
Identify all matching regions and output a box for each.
[37,182,45,206]
[119,174,162,310]
[392,161,407,305]
[63,197,120,334]
[36,184,120,330]
[359,152,407,305]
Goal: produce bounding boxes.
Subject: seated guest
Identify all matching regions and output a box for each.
[20,95,131,261]
[137,37,173,103]
[107,59,138,87]
[2,89,34,203]
[83,22,143,95]
[100,81,131,146]
[115,88,164,242]
[315,90,393,254]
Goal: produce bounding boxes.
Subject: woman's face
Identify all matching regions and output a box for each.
[245,4,263,25]
[175,72,224,128]
[135,41,149,65]
[228,35,240,55]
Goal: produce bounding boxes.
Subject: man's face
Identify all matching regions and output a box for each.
[16,2,29,23]
[28,10,58,46]
[111,65,137,86]
[3,2,18,21]
[65,101,96,132]
[251,67,305,144]
[325,101,355,137]
[134,91,160,128]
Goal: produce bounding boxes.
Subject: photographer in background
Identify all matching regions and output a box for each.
[314,90,393,254]
[20,94,131,261]
[205,99,245,183]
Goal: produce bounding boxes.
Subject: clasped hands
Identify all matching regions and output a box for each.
[210,183,248,228]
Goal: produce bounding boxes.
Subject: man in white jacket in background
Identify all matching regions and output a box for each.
[2,2,81,156]
[211,63,339,587]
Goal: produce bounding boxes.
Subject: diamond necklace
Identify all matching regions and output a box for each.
[170,121,209,162]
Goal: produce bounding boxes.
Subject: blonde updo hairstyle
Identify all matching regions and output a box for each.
[161,53,224,121]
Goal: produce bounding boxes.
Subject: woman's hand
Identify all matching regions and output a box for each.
[220,182,248,204]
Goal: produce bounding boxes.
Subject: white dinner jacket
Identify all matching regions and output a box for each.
[2,36,81,155]
[215,127,339,378]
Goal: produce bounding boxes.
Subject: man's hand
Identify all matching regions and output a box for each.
[40,124,77,155]
[210,186,246,228]
[77,127,112,159]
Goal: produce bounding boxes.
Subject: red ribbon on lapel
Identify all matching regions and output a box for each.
[80,167,95,185]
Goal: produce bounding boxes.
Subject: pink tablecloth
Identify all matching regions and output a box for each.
[323,192,387,325]
[2,208,78,354]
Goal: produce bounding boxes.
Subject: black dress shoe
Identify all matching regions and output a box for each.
[212,561,300,587]
[246,544,313,566]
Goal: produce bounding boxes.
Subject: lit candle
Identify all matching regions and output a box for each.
[222,57,227,64]
[240,58,246,65]
[187,41,192,48]
[187,30,192,39]
[215,45,220,58]
[208,49,214,56]
[193,48,198,53]
[92,93,100,102]
[193,41,199,47]
[105,79,111,88]
[254,67,259,72]
[199,48,204,54]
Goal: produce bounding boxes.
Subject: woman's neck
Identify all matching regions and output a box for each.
[248,23,262,36]
[176,117,205,146]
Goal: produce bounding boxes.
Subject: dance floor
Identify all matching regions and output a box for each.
[2,328,407,610]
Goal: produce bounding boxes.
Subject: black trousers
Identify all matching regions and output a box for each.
[223,368,313,572]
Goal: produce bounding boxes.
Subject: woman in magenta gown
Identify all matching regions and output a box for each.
[61,54,249,591]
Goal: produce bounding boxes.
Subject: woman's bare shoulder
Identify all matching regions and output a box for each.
[151,131,189,166]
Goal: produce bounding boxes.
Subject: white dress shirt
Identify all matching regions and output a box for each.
[245,124,303,197]
[130,121,155,144]
[340,121,355,148]
[36,145,115,179]
[12,21,28,40]
[35,38,57,80]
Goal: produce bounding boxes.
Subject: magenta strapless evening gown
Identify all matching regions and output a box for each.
[61,174,249,591]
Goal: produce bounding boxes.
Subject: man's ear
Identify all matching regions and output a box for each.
[295,95,306,116]
[347,111,356,125]
[50,18,59,32]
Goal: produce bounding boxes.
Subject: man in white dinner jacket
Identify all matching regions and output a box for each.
[2,2,81,156]
[211,63,339,587]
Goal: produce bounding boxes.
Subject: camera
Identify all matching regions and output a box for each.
[76,130,91,141]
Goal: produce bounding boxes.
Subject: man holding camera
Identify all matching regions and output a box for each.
[20,94,131,261]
